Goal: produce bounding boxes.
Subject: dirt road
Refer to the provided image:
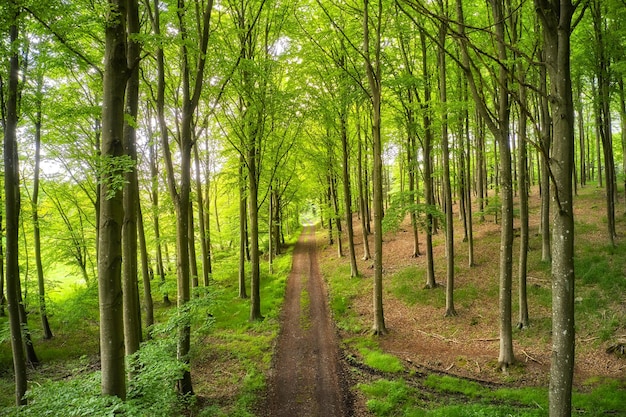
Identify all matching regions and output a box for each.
[263,226,351,416]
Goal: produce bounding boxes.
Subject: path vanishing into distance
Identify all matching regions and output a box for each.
[263,226,351,417]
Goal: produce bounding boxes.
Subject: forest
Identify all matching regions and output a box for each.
[0,0,625,415]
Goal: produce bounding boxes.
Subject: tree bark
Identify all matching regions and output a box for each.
[32,74,53,340]
[99,0,128,399]
[340,104,359,277]
[437,4,456,317]
[137,202,154,329]
[194,143,211,286]
[4,12,27,392]
[535,1,577,415]
[364,0,387,335]
[239,159,248,299]
[420,29,437,289]
[122,0,142,359]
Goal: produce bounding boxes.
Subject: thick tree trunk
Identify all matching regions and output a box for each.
[536,2,577,415]
[99,0,128,399]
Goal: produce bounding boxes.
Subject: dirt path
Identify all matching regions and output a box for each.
[263,226,351,417]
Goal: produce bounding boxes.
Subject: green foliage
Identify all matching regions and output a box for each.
[382,191,444,234]
[97,154,135,200]
[474,196,501,222]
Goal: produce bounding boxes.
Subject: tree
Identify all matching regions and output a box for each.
[456,0,515,370]
[437,0,456,318]
[535,0,579,415]
[98,0,129,399]
[3,0,28,404]
[122,0,142,359]
[364,0,387,335]
[30,71,53,339]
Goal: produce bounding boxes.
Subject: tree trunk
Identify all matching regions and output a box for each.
[364,0,387,335]
[122,0,142,359]
[340,105,358,277]
[437,6,456,317]
[239,160,248,299]
[194,143,211,286]
[99,0,128,399]
[248,140,262,321]
[189,201,199,292]
[137,202,154,329]
[591,0,616,245]
[420,29,436,289]
[32,74,53,340]
[518,77,530,330]
[4,46,26,398]
[357,117,371,260]
[148,0,170,306]
[539,46,552,262]
[618,76,626,204]
[458,0,514,369]
[535,2,577,415]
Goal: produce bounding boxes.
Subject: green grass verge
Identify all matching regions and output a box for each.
[359,374,626,417]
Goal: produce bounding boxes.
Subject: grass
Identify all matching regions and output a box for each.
[357,374,626,417]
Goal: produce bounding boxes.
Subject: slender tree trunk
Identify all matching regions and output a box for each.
[420,29,436,289]
[619,76,626,204]
[32,75,53,340]
[437,6,456,317]
[189,201,199,292]
[364,0,386,335]
[340,105,358,277]
[122,0,142,359]
[539,45,552,262]
[357,118,371,260]
[137,202,154,329]
[518,78,530,330]
[0,205,4,318]
[248,139,262,321]
[194,143,211,286]
[148,1,170,306]
[99,0,128,399]
[591,0,616,244]
[4,46,26,398]
[536,2,577,415]
[239,158,248,299]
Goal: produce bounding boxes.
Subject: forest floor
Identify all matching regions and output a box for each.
[310,185,626,415]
